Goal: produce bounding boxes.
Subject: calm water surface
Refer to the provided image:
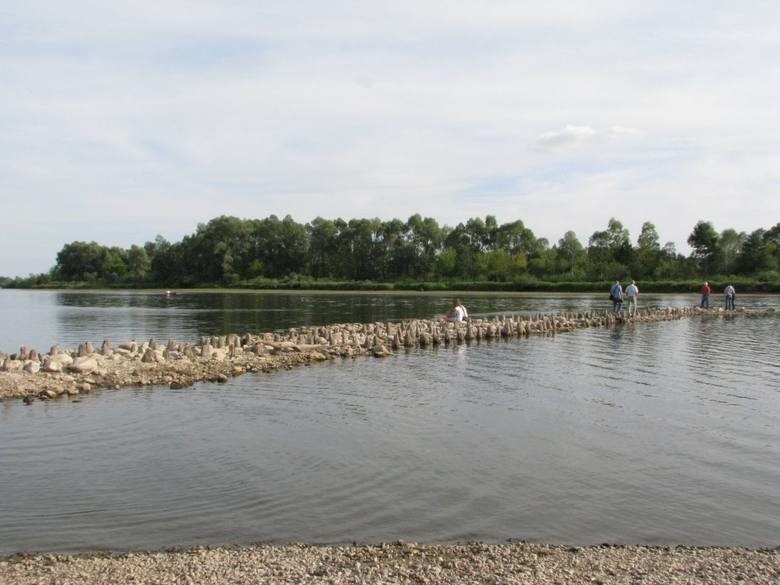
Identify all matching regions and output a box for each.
[2,289,765,353]
[0,291,778,553]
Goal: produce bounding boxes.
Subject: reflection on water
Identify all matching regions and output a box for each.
[1,289,773,353]
[0,311,778,554]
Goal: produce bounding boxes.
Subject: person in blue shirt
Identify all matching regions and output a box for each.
[609,280,624,314]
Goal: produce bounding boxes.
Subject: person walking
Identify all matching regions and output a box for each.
[699,281,712,308]
[724,284,736,310]
[609,280,624,314]
[624,280,639,317]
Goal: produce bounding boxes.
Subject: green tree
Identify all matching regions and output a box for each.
[496,219,542,275]
[588,218,632,279]
[127,245,151,282]
[249,215,307,279]
[527,248,557,279]
[306,217,339,279]
[687,221,719,276]
[653,242,688,279]
[443,220,482,279]
[148,236,185,285]
[736,229,772,275]
[633,222,662,279]
[102,247,128,282]
[181,216,253,283]
[763,223,780,273]
[406,214,444,280]
[55,241,109,281]
[383,218,413,280]
[348,218,384,280]
[717,229,745,276]
[555,231,587,277]
[435,248,458,278]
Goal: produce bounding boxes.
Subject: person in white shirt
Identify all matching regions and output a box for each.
[445,298,469,322]
[624,280,639,317]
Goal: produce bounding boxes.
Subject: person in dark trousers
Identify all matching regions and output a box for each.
[610,280,624,314]
[724,284,736,310]
[699,281,712,308]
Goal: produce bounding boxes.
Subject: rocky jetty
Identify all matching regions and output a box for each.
[0,305,775,403]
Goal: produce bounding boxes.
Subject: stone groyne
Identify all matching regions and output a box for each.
[0,305,774,403]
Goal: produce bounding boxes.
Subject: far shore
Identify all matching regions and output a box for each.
[7,287,599,296]
[4,286,778,299]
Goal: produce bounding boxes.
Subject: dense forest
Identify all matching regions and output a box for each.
[2,215,779,291]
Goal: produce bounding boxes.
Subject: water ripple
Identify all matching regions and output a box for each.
[1,314,779,552]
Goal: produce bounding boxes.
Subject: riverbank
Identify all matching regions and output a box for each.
[1,305,776,402]
[5,277,780,293]
[2,542,778,584]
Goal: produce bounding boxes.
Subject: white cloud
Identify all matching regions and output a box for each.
[535,125,639,151]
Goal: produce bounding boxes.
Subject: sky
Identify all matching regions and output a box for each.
[2,1,779,277]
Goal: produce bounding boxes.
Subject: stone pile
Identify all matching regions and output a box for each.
[0,305,774,403]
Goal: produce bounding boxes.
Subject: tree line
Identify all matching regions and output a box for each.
[3,215,779,289]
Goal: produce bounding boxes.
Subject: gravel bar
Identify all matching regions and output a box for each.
[2,542,778,584]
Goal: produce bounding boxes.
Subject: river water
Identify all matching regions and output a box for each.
[0,290,778,553]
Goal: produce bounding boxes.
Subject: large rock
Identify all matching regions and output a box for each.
[42,356,63,373]
[54,352,73,365]
[22,360,41,374]
[70,356,98,374]
[1,359,23,372]
[372,344,392,358]
[48,353,74,369]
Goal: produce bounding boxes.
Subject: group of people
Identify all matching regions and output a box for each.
[609,279,738,315]
[443,281,738,324]
[700,281,737,310]
[609,280,640,316]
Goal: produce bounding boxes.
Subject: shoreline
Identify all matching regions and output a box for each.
[2,542,778,584]
[1,305,776,403]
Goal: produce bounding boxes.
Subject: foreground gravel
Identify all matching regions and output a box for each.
[2,542,778,584]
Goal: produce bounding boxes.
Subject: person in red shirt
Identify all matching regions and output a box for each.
[699,281,712,308]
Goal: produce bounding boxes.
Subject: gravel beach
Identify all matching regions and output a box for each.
[2,542,778,584]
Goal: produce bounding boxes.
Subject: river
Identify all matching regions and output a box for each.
[0,290,778,553]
